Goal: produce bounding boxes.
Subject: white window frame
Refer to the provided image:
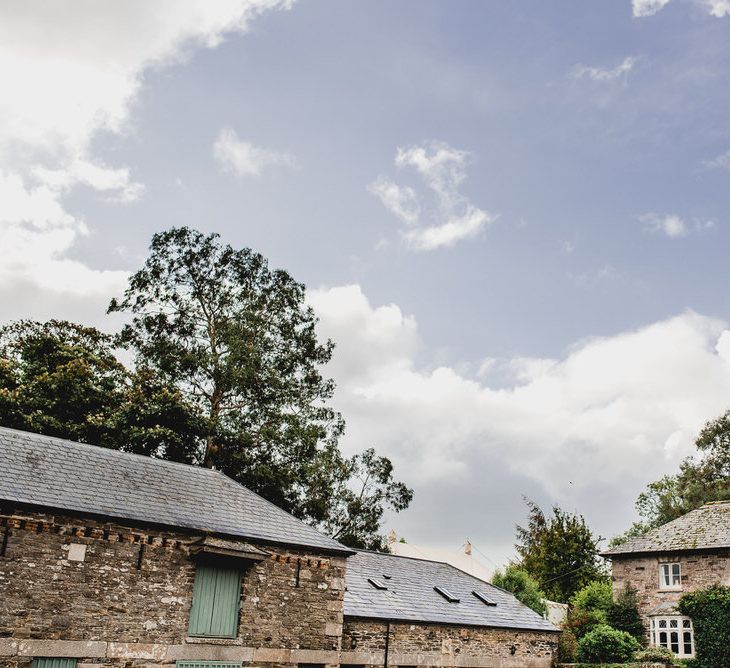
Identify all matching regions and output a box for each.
[659,562,681,589]
[650,616,694,658]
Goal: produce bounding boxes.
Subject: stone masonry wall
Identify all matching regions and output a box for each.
[610,550,730,621]
[0,506,347,668]
[341,619,558,668]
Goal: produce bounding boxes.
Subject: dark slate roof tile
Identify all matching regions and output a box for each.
[344,549,556,632]
[602,501,730,556]
[0,427,351,555]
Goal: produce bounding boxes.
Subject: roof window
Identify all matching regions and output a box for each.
[434,586,460,602]
[472,590,497,606]
[368,578,388,590]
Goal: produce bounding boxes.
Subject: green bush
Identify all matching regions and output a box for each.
[491,564,547,616]
[678,585,730,668]
[633,646,676,665]
[558,628,579,663]
[578,624,641,663]
[607,584,645,643]
[571,580,614,613]
[565,607,609,639]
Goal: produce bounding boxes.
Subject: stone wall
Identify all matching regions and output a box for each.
[610,550,730,620]
[341,619,557,668]
[0,506,346,668]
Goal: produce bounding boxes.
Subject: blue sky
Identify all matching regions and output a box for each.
[3,0,730,565]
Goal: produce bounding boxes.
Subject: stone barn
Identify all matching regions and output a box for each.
[0,427,558,668]
[341,550,557,668]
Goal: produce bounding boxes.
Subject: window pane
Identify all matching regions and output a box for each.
[671,632,679,653]
[683,631,692,655]
[659,631,668,648]
[659,619,667,628]
[683,619,691,628]
[670,619,678,628]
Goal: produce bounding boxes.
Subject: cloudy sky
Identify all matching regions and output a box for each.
[3,0,730,566]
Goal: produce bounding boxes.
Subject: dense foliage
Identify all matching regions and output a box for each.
[577,624,641,663]
[632,646,675,665]
[557,629,579,663]
[0,320,204,461]
[0,228,413,549]
[491,564,547,616]
[606,584,644,642]
[612,410,730,545]
[570,580,613,614]
[515,499,607,602]
[563,580,613,640]
[678,585,730,668]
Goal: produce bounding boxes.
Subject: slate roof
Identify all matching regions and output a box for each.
[602,501,730,557]
[344,549,557,632]
[0,427,352,555]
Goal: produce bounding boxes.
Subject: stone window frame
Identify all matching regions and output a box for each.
[650,615,694,658]
[659,562,682,590]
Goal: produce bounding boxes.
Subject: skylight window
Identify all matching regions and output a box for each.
[368,578,388,590]
[473,590,497,606]
[434,586,460,602]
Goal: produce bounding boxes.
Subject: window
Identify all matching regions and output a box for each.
[433,586,460,602]
[368,577,388,590]
[660,562,681,588]
[650,616,694,658]
[32,660,77,668]
[472,590,497,606]
[188,564,243,638]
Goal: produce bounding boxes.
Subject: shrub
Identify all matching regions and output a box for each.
[571,580,614,614]
[564,607,608,640]
[577,624,641,663]
[607,584,645,643]
[634,646,676,665]
[491,564,547,616]
[558,628,579,663]
[678,585,730,668]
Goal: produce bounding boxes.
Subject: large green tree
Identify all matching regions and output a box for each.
[0,319,204,461]
[611,410,730,546]
[515,499,606,603]
[108,227,412,545]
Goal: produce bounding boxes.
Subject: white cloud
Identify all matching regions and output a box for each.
[633,0,730,16]
[640,213,716,238]
[632,0,672,16]
[0,1,293,300]
[642,213,689,238]
[368,178,420,225]
[213,127,297,177]
[310,284,730,536]
[369,140,496,251]
[704,148,730,169]
[704,0,730,16]
[572,57,638,82]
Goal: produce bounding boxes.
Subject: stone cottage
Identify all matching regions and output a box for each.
[601,500,730,660]
[0,427,558,668]
[341,550,558,668]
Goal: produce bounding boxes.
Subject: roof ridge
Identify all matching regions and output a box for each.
[0,425,221,476]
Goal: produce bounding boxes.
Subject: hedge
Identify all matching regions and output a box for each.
[678,584,730,668]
